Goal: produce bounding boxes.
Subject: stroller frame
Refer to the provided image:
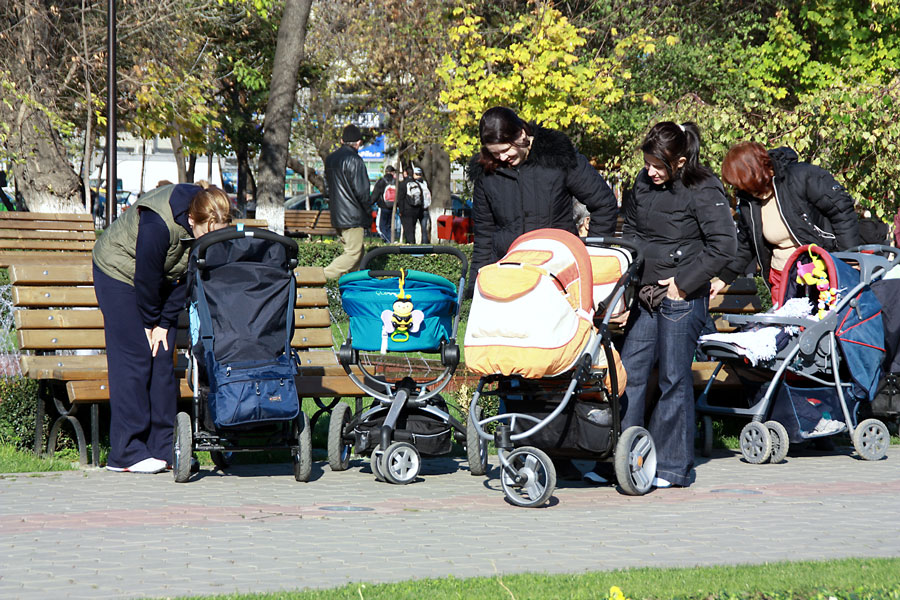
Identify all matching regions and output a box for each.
[468,237,655,507]
[331,245,470,484]
[173,226,313,483]
[697,245,900,464]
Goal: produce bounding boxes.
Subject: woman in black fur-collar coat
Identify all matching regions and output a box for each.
[466,107,619,291]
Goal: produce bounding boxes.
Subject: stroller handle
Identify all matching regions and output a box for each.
[359,245,469,284]
[582,236,644,269]
[193,225,299,269]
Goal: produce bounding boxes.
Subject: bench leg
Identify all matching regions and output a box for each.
[91,404,100,466]
[311,397,341,430]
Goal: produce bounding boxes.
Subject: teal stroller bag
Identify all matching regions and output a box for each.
[339,269,458,353]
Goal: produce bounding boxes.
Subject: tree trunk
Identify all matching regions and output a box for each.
[171,131,187,183]
[186,153,197,183]
[139,139,146,195]
[256,0,313,235]
[420,144,450,244]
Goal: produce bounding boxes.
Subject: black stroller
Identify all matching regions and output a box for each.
[173,226,312,483]
[328,245,470,484]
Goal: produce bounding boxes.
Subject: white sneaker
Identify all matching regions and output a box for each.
[813,418,846,435]
[652,477,673,488]
[125,458,168,474]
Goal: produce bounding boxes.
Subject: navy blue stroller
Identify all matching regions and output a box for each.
[173,226,312,483]
[697,244,900,463]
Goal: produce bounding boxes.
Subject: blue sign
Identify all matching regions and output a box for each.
[359,134,385,160]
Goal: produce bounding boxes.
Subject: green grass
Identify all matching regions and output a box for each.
[0,444,78,473]
[174,557,900,599]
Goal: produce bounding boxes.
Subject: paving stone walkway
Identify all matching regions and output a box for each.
[1,446,898,599]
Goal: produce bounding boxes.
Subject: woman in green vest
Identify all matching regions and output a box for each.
[92,182,232,473]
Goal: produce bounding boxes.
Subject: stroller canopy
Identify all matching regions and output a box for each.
[464,229,597,378]
[779,244,885,399]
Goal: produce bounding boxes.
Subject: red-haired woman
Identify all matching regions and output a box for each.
[718,143,859,302]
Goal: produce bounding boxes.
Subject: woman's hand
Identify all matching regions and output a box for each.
[144,326,169,357]
[709,277,727,299]
[658,277,687,301]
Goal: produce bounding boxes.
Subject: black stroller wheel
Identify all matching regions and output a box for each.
[173,412,193,483]
[292,413,312,482]
[466,405,489,476]
[382,441,421,484]
[210,451,232,471]
[327,402,353,472]
[740,422,772,464]
[765,421,789,464]
[500,447,556,508]
[852,418,889,461]
[372,452,386,482]
[615,426,656,495]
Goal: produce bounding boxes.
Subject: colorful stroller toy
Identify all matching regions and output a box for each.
[174,226,313,483]
[697,244,900,464]
[329,245,471,484]
[465,229,651,507]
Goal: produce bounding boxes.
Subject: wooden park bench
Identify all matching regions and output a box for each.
[284,209,337,237]
[10,255,364,466]
[0,212,95,268]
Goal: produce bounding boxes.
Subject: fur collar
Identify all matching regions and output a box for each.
[468,124,578,180]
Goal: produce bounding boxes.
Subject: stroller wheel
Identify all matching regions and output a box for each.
[852,418,890,461]
[614,426,656,495]
[327,402,353,472]
[292,413,313,482]
[765,421,790,464]
[466,405,489,476]
[372,452,386,482]
[740,422,772,464]
[173,412,193,483]
[210,451,232,471]
[500,447,556,508]
[382,441,421,484]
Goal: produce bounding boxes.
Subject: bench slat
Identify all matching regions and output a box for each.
[13,286,98,307]
[68,379,193,402]
[9,263,94,285]
[0,240,94,251]
[709,294,763,314]
[0,229,96,241]
[18,329,106,350]
[296,287,328,307]
[691,361,741,388]
[0,212,93,222]
[290,327,334,349]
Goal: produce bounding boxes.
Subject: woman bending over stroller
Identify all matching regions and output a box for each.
[618,122,737,488]
[92,182,232,473]
[718,142,860,302]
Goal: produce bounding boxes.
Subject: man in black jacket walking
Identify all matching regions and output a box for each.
[324,124,371,279]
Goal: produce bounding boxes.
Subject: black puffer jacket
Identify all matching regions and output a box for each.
[720,147,860,284]
[623,170,737,298]
[324,144,371,229]
[467,125,618,288]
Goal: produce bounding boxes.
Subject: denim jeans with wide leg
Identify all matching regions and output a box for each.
[619,296,708,486]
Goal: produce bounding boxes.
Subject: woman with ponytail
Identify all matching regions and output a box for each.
[617,121,737,488]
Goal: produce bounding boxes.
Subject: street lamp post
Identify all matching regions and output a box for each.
[105,0,117,226]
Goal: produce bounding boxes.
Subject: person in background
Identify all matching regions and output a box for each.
[618,121,737,488]
[397,165,431,243]
[467,106,618,294]
[719,142,860,303]
[92,182,232,473]
[370,165,398,243]
[857,205,889,245]
[323,124,371,279]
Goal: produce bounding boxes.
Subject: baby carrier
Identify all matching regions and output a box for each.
[697,244,900,464]
[465,229,651,507]
[173,226,312,483]
[329,245,470,485]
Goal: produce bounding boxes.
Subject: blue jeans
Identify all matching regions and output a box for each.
[619,296,708,486]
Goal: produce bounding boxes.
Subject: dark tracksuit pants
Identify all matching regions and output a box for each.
[93,264,177,468]
[400,206,423,243]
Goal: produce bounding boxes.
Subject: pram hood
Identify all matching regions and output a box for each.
[464,229,625,381]
[779,244,885,399]
[188,232,296,364]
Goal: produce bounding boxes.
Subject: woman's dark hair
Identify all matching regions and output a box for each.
[640,121,713,188]
[477,106,533,174]
[721,141,774,199]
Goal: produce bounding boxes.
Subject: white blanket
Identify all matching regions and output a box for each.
[700,298,815,366]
